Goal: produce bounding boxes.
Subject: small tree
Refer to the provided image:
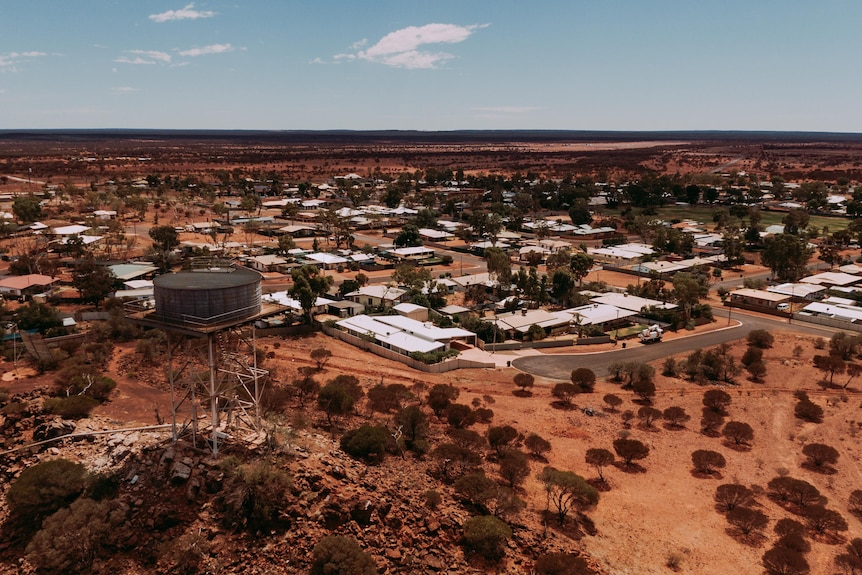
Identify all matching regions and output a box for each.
[813,354,845,385]
[663,406,690,429]
[487,425,519,456]
[613,438,650,467]
[802,443,839,470]
[570,368,596,393]
[849,489,862,518]
[462,515,512,562]
[498,449,530,489]
[603,393,623,412]
[310,347,333,371]
[538,466,599,525]
[552,382,579,407]
[747,361,767,383]
[714,484,754,512]
[637,406,662,429]
[741,346,764,367]
[513,372,535,395]
[310,536,377,575]
[701,410,725,436]
[428,384,459,417]
[585,448,615,484]
[703,389,732,414]
[631,378,656,403]
[317,380,357,425]
[524,433,552,459]
[727,507,768,536]
[691,449,727,475]
[761,547,809,575]
[747,329,774,349]
[794,398,824,423]
[534,552,594,575]
[723,421,754,447]
[803,505,848,536]
[340,425,390,463]
[445,403,476,429]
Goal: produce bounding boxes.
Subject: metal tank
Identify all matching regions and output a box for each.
[153,264,262,326]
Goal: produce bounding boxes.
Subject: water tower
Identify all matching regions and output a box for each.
[128,259,285,455]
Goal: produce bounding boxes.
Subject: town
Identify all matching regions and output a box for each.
[1,132,861,575]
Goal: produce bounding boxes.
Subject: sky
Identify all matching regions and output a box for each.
[1,1,861,132]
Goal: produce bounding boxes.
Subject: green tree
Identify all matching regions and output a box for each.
[539,466,599,525]
[13,300,63,334]
[393,223,422,247]
[311,536,377,575]
[72,255,116,309]
[290,265,334,323]
[585,448,614,483]
[569,252,594,286]
[148,224,180,252]
[672,271,708,321]
[317,379,357,424]
[340,425,390,463]
[25,498,128,574]
[462,515,512,562]
[762,234,812,282]
[484,246,512,286]
[12,194,42,223]
[6,459,89,529]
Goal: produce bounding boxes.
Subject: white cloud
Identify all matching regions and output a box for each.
[149,3,216,23]
[128,49,172,63]
[0,50,47,72]
[310,57,325,65]
[113,56,157,65]
[351,23,487,69]
[178,43,234,57]
[115,49,172,65]
[0,88,7,94]
[111,86,140,94]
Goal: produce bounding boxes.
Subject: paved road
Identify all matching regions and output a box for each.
[510,309,841,380]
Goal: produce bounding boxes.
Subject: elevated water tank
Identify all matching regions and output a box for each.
[153,265,262,326]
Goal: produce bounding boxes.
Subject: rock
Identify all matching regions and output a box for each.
[32,418,75,442]
[159,446,175,465]
[349,499,375,526]
[204,470,223,493]
[322,503,349,530]
[425,517,440,533]
[170,459,193,483]
[424,555,445,570]
[385,548,402,561]
[328,465,346,480]
[186,476,202,502]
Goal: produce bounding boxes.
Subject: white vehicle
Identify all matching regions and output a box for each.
[639,324,664,344]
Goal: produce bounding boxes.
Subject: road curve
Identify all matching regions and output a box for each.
[511,310,840,380]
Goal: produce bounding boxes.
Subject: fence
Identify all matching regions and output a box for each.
[479,338,575,352]
[792,314,862,333]
[321,324,495,372]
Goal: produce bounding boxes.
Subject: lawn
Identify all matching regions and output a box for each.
[627,205,851,232]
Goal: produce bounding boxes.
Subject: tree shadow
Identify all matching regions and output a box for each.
[722,441,752,453]
[550,401,577,411]
[587,478,612,492]
[612,461,647,474]
[512,389,533,398]
[801,462,837,475]
[538,510,590,541]
[690,469,724,480]
[724,527,767,548]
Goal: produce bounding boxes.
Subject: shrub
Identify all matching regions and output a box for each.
[714,484,754,512]
[310,347,332,370]
[6,459,89,528]
[663,406,690,428]
[427,384,459,417]
[794,399,824,423]
[534,552,595,575]
[25,498,128,574]
[762,547,809,575]
[317,378,360,424]
[691,449,726,475]
[340,425,390,463]
[741,346,763,367]
[310,535,377,575]
[802,443,839,469]
[747,329,774,349]
[524,433,552,458]
[424,489,442,510]
[631,378,656,402]
[445,403,476,429]
[602,393,623,412]
[722,421,754,446]
[513,372,535,394]
[487,425,518,456]
[220,460,292,533]
[43,395,100,419]
[570,368,596,393]
[612,438,649,466]
[538,466,599,524]
[462,515,512,562]
[498,449,530,489]
[703,389,732,414]
[552,382,579,406]
[662,357,679,377]
[159,530,213,575]
[727,507,768,535]
[849,489,862,517]
[585,448,614,483]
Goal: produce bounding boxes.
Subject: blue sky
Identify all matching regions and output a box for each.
[1,1,861,131]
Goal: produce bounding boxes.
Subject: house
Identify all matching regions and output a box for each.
[0,274,56,298]
[262,291,333,316]
[109,263,158,282]
[327,300,365,318]
[435,304,471,322]
[93,210,117,220]
[729,288,790,309]
[389,246,435,262]
[305,252,348,270]
[248,254,290,273]
[800,272,862,287]
[492,309,573,339]
[590,292,677,313]
[565,303,636,327]
[393,302,428,321]
[344,285,408,309]
[766,283,826,301]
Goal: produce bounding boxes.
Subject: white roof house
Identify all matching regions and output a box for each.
[565,303,637,326]
[52,224,91,236]
[335,314,472,356]
[263,291,333,313]
[419,228,454,241]
[344,285,408,307]
[493,309,573,334]
[801,302,862,322]
[590,292,677,313]
[305,252,348,267]
[767,282,827,299]
[800,272,862,287]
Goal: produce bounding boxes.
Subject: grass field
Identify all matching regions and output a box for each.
[627,205,851,232]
